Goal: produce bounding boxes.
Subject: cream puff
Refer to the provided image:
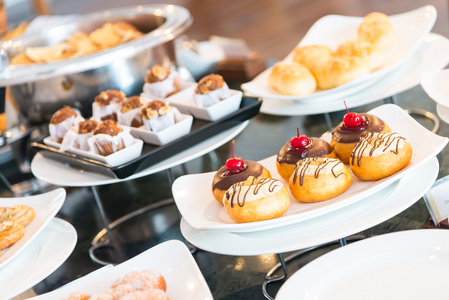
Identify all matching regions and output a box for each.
[330,110,391,164]
[289,157,352,203]
[276,132,336,181]
[350,132,412,181]
[358,12,397,52]
[268,61,317,95]
[223,177,290,223]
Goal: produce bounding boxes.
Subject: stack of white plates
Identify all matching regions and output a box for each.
[421,69,449,124]
[241,6,449,116]
[0,188,76,300]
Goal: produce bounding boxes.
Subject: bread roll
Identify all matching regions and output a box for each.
[335,39,385,71]
[268,62,317,95]
[358,12,397,52]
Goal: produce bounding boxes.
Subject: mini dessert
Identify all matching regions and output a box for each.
[111,269,166,292]
[335,39,385,71]
[330,104,391,163]
[194,73,231,106]
[87,119,134,156]
[268,62,317,95]
[0,204,36,227]
[142,64,180,99]
[117,96,145,128]
[0,221,25,251]
[49,106,84,143]
[358,12,397,52]
[212,140,271,204]
[350,132,413,181]
[289,157,352,203]
[92,89,126,121]
[223,176,290,223]
[276,130,336,181]
[140,100,180,132]
[61,119,99,152]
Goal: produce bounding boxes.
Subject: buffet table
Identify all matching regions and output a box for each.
[3,0,449,299]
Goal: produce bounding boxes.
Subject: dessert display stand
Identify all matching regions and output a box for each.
[180,157,439,299]
[31,120,250,265]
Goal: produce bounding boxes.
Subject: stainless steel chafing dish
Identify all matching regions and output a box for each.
[0,4,192,124]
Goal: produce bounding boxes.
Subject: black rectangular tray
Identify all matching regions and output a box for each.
[32,96,262,179]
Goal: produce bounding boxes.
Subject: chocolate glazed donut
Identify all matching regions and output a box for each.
[332,113,386,143]
[212,160,264,192]
[277,137,334,164]
[225,177,281,208]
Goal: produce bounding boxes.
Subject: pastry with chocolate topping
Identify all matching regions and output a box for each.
[330,105,391,163]
[195,73,231,107]
[142,64,180,98]
[276,129,336,181]
[60,118,99,151]
[87,120,134,156]
[223,177,290,223]
[349,132,412,181]
[92,89,126,121]
[212,141,271,204]
[117,96,145,127]
[78,119,99,134]
[140,100,179,132]
[49,106,84,143]
[289,157,352,203]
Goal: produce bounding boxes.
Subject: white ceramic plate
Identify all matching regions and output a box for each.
[167,86,243,121]
[421,69,449,107]
[43,137,144,167]
[436,103,449,124]
[0,218,77,300]
[276,229,449,300]
[260,33,449,115]
[0,188,66,269]
[172,104,447,232]
[32,121,249,187]
[129,114,193,146]
[30,240,213,300]
[180,156,438,256]
[241,5,436,101]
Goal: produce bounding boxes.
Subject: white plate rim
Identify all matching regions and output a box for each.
[421,68,449,107]
[275,228,449,300]
[0,188,66,269]
[0,217,77,300]
[173,103,448,232]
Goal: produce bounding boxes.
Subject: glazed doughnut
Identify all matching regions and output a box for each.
[276,136,336,181]
[212,160,271,204]
[111,269,166,292]
[330,113,391,164]
[0,221,25,250]
[289,157,352,203]
[0,204,36,227]
[358,12,397,52]
[223,177,290,223]
[268,62,317,95]
[335,39,385,71]
[118,289,169,300]
[350,132,413,181]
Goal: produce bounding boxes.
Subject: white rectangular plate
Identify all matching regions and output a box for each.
[0,188,66,269]
[167,86,243,121]
[172,104,448,232]
[43,137,143,167]
[30,240,213,300]
[241,5,437,102]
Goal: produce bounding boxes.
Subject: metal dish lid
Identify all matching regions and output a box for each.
[0,4,192,87]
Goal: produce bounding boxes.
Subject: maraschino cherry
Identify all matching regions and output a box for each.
[290,128,310,148]
[226,140,245,174]
[343,101,364,127]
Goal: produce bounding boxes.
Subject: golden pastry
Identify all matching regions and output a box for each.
[0,221,25,251]
[268,61,317,95]
[0,204,36,227]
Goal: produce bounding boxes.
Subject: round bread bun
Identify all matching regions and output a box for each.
[358,12,397,52]
[276,137,337,181]
[350,132,412,181]
[314,54,371,90]
[335,39,385,71]
[223,177,290,223]
[212,161,272,204]
[268,62,317,95]
[289,157,352,203]
[292,45,333,70]
[330,113,391,164]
